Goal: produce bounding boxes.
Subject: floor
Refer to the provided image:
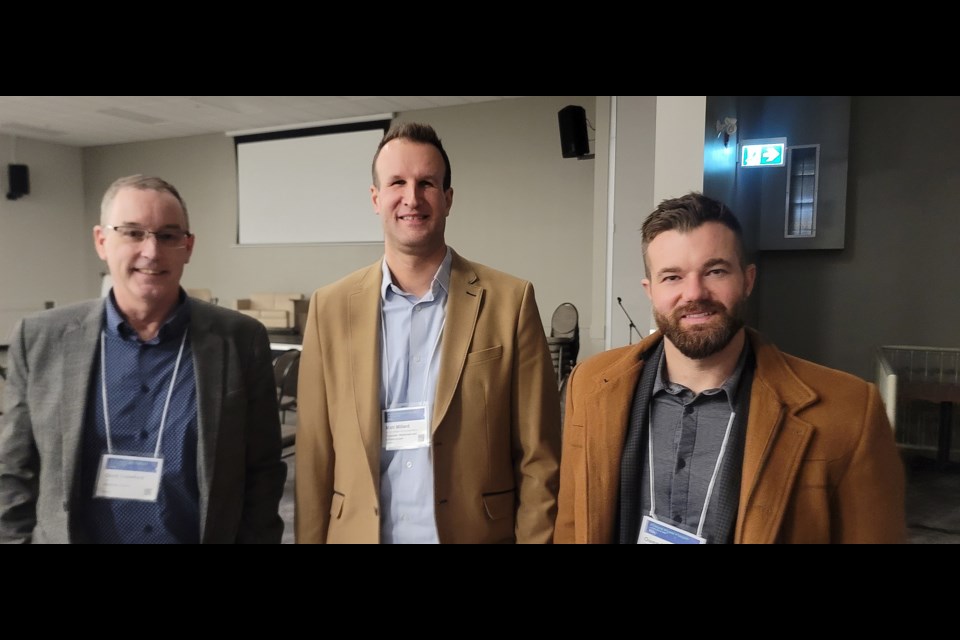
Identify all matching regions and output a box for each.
[903,453,960,543]
[280,443,296,545]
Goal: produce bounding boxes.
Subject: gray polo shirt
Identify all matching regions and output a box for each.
[638,340,750,542]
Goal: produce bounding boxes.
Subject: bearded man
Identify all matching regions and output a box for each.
[554,192,905,544]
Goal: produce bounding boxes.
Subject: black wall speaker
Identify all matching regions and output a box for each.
[6,164,29,200]
[558,105,590,158]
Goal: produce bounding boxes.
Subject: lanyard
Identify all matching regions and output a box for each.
[380,303,445,405]
[647,409,736,539]
[100,328,189,457]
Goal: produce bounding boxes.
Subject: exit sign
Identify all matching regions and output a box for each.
[740,138,786,168]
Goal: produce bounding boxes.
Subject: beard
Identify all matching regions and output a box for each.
[654,297,746,360]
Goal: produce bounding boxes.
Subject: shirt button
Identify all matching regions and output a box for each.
[139,430,149,440]
[414,355,421,363]
[400,514,408,521]
[684,406,694,415]
[141,384,149,393]
[673,514,682,523]
[677,458,686,470]
[405,461,413,469]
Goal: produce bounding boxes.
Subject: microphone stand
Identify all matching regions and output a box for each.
[617,297,639,345]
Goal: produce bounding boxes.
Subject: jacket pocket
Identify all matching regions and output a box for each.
[566,423,585,449]
[330,492,345,519]
[465,345,502,366]
[778,460,830,543]
[482,489,516,520]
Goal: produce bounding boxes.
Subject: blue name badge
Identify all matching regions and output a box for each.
[382,403,431,451]
[94,454,164,502]
[639,515,706,544]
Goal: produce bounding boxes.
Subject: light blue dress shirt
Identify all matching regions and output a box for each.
[378,247,452,544]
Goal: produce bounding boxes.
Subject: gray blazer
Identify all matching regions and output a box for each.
[0,298,286,543]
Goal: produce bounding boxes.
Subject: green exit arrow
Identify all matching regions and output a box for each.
[740,140,786,168]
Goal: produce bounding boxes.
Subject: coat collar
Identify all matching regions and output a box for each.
[734,328,818,543]
[433,250,481,433]
[348,261,385,490]
[186,301,223,540]
[579,335,651,543]
[60,301,105,509]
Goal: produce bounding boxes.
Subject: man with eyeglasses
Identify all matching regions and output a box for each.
[0,175,286,544]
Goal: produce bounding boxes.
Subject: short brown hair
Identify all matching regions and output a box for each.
[371,122,452,191]
[100,175,190,229]
[641,192,747,277]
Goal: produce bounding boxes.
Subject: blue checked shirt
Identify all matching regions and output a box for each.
[80,289,199,543]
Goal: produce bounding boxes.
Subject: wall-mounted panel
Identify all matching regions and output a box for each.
[753,96,851,250]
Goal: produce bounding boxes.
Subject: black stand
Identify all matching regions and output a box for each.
[617,297,639,345]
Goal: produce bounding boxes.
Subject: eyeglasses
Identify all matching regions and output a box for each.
[104,225,193,248]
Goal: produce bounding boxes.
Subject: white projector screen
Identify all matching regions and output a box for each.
[236,123,388,245]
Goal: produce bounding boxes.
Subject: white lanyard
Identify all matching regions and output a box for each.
[380,303,445,405]
[647,409,736,539]
[100,328,189,457]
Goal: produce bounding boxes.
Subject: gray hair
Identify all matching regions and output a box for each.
[100,174,190,229]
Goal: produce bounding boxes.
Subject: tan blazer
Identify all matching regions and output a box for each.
[555,329,906,544]
[296,251,561,543]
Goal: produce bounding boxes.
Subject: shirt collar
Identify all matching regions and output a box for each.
[380,246,452,302]
[653,335,752,409]
[103,287,191,344]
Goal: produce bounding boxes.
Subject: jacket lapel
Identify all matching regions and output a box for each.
[583,339,649,543]
[189,303,223,538]
[433,252,481,433]
[735,330,817,543]
[60,302,104,510]
[349,263,384,489]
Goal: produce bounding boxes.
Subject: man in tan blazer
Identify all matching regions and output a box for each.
[296,123,561,543]
[556,192,905,544]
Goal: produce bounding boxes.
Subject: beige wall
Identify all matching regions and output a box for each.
[9,95,960,382]
[589,97,612,358]
[604,96,708,350]
[608,96,657,347]
[398,97,597,354]
[0,135,87,342]
[81,96,597,352]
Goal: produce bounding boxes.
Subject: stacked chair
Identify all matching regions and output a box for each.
[273,349,301,448]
